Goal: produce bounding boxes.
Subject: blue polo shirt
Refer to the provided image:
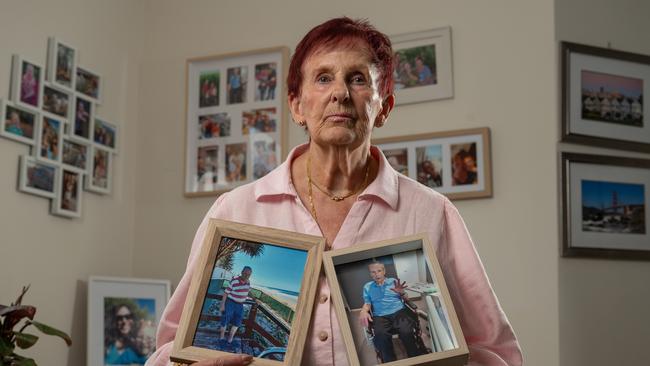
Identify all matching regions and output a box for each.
[362,277,404,317]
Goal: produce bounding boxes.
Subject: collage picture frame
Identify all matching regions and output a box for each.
[322,234,469,366]
[374,127,492,200]
[171,220,324,365]
[184,47,289,197]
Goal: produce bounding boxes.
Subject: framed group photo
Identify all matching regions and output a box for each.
[561,152,650,260]
[184,47,288,197]
[170,219,324,365]
[322,234,468,366]
[391,27,453,106]
[374,127,492,200]
[87,276,171,366]
[561,41,650,152]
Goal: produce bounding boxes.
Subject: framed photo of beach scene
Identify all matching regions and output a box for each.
[1,99,38,145]
[47,37,77,91]
[561,152,650,260]
[374,127,492,200]
[184,47,289,197]
[561,41,650,152]
[322,234,469,366]
[170,219,324,365]
[391,27,453,106]
[11,54,45,110]
[87,276,171,366]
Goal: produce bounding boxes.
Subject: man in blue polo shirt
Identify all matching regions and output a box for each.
[358,261,424,362]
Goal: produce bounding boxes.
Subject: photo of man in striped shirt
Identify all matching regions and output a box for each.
[219,266,252,344]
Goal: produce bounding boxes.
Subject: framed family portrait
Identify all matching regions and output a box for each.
[47,37,77,91]
[93,117,118,153]
[184,47,288,197]
[42,82,72,120]
[561,152,650,260]
[323,234,469,366]
[170,219,324,365]
[374,127,492,200]
[18,155,58,199]
[561,41,650,152]
[391,27,453,106]
[61,137,89,173]
[11,54,45,110]
[87,276,171,366]
[76,65,102,104]
[35,115,64,164]
[1,98,38,145]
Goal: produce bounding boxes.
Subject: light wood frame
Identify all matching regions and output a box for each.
[323,234,469,366]
[171,219,325,365]
[183,46,289,198]
[373,127,492,200]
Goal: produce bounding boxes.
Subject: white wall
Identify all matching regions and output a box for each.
[132,1,558,365]
[0,1,144,365]
[555,1,650,365]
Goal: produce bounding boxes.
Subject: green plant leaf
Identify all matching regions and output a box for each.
[29,321,72,346]
[16,357,37,366]
[0,337,15,357]
[14,333,38,349]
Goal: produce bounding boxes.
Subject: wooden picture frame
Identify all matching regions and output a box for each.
[184,47,289,197]
[170,219,324,365]
[87,276,171,366]
[561,41,650,152]
[323,234,469,366]
[561,152,650,260]
[391,27,453,106]
[373,127,492,200]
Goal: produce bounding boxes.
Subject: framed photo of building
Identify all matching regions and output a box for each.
[18,155,58,199]
[184,47,288,197]
[561,152,650,260]
[47,37,77,91]
[374,127,492,200]
[561,41,650,152]
[322,234,469,366]
[87,276,171,366]
[170,219,324,365]
[391,27,453,106]
[11,54,45,110]
[1,99,39,145]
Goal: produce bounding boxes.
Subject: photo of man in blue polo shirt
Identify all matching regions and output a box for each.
[358,261,425,362]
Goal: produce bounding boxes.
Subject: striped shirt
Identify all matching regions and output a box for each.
[224,275,250,303]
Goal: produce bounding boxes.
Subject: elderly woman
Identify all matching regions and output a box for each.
[147,18,522,366]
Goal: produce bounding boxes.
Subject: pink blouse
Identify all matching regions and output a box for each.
[146,144,522,366]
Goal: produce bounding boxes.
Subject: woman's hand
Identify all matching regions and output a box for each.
[192,354,253,366]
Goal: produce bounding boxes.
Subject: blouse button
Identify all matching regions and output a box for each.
[318,331,328,342]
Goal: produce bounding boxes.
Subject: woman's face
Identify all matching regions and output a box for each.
[115,305,134,335]
[290,41,392,149]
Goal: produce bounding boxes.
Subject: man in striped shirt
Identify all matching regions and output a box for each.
[219,266,252,344]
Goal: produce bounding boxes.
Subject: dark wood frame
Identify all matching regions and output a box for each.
[561,41,650,153]
[561,152,650,260]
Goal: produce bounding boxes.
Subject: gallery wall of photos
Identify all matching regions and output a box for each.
[0,37,118,219]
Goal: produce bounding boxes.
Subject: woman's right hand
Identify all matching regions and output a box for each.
[192,354,253,366]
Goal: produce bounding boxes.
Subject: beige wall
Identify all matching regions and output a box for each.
[0,1,144,365]
[555,0,650,365]
[132,1,558,365]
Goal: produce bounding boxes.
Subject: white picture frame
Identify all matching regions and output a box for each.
[47,37,77,91]
[42,81,72,120]
[76,65,102,104]
[71,94,94,142]
[61,137,89,173]
[18,155,58,199]
[35,114,64,164]
[85,145,112,195]
[87,276,171,366]
[1,98,39,146]
[51,167,83,218]
[92,117,118,154]
[11,54,45,110]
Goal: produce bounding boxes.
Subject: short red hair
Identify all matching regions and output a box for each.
[287,17,395,99]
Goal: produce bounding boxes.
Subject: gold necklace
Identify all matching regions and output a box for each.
[306,153,371,221]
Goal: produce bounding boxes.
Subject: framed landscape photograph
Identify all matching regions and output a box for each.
[561,41,650,152]
[76,66,102,103]
[170,219,324,365]
[322,234,469,366]
[561,152,650,260]
[85,145,112,194]
[184,47,288,197]
[18,155,58,199]
[51,167,83,218]
[87,276,171,366]
[11,54,45,110]
[1,99,38,145]
[47,37,77,91]
[391,27,453,106]
[374,127,492,200]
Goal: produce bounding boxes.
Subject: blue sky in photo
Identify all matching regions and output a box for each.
[135,298,155,316]
[231,243,308,293]
[581,180,645,208]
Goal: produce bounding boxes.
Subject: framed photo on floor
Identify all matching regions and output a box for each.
[561,41,650,152]
[322,234,469,366]
[170,219,324,365]
[391,27,453,105]
[184,47,289,197]
[87,276,171,366]
[561,152,650,260]
[374,127,492,200]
